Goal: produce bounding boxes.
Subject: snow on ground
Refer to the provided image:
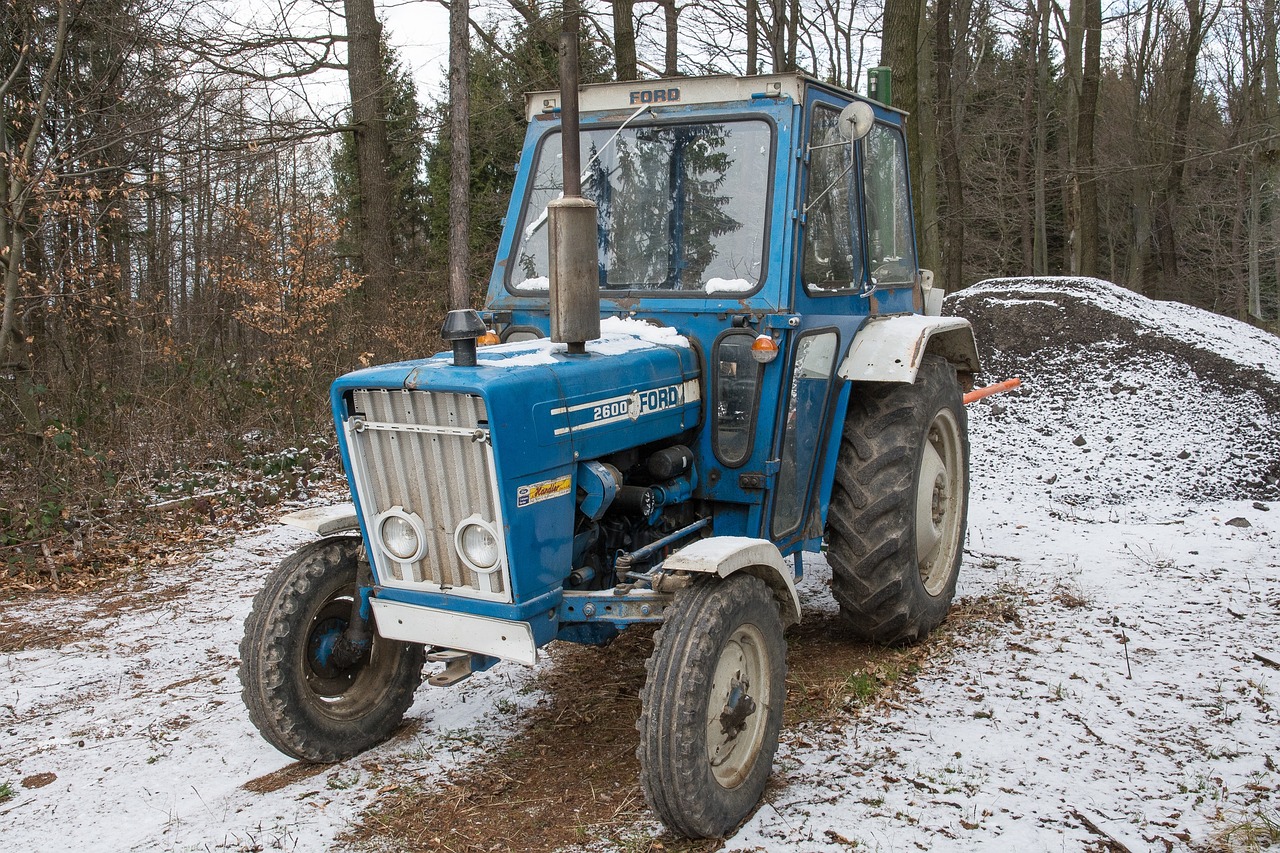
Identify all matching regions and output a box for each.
[0,519,544,852]
[3,277,1279,852]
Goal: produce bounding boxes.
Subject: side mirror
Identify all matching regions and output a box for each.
[837,102,875,143]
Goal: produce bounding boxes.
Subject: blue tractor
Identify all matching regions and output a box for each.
[239,72,980,838]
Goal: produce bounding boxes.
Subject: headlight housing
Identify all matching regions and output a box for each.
[374,507,427,564]
[455,516,501,572]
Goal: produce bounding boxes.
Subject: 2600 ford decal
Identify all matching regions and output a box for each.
[551,380,700,437]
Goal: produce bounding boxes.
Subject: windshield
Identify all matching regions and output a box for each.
[510,120,772,294]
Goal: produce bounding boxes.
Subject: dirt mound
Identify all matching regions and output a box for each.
[948,277,1280,505]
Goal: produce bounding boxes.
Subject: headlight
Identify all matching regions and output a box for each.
[455,517,500,572]
[375,507,427,563]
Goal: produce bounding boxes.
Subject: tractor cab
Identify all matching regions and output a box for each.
[480,74,964,556]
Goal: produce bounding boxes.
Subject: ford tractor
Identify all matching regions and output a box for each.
[239,71,980,838]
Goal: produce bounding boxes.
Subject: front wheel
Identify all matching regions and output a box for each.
[827,354,970,644]
[239,536,425,761]
[637,574,787,838]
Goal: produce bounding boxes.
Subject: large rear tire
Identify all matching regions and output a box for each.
[827,354,969,644]
[637,574,787,838]
[239,536,425,761]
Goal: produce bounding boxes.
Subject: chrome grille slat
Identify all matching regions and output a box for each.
[348,389,507,601]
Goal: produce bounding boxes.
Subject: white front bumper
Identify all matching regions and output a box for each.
[370,598,538,666]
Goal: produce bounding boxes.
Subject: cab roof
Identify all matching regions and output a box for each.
[523,72,906,122]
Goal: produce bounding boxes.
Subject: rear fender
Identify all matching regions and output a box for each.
[659,537,801,627]
[838,314,979,386]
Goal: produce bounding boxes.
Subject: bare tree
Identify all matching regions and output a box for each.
[342,0,396,299]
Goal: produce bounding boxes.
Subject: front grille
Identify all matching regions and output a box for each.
[345,389,509,602]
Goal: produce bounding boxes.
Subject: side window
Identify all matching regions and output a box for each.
[863,124,916,286]
[802,105,862,294]
[772,331,839,537]
[713,332,762,467]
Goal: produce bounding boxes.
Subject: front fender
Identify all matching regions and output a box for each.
[279,503,359,535]
[661,537,801,627]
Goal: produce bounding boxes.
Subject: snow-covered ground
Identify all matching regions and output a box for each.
[2,278,1278,851]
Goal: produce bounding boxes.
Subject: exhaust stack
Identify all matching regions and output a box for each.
[548,0,599,355]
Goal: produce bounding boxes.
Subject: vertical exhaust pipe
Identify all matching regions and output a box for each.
[548,0,600,355]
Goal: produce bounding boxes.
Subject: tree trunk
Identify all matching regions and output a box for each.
[747,0,758,74]
[1260,0,1279,318]
[343,0,396,300]
[1032,0,1050,274]
[770,0,785,71]
[881,0,926,260]
[1152,0,1214,298]
[1124,0,1156,294]
[786,0,799,71]
[1074,0,1101,276]
[1015,0,1037,271]
[934,0,964,291]
[613,0,638,80]
[662,0,680,76]
[448,0,471,310]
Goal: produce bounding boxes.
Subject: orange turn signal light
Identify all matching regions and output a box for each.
[751,334,779,363]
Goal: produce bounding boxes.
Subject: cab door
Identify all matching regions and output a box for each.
[765,93,862,548]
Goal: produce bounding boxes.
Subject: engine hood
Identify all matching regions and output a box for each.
[330,318,702,479]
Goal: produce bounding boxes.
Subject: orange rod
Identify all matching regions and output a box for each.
[963,377,1022,405]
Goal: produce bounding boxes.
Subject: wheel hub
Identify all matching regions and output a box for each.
[931,470,947,525]
[719,676,757,739]
[306,601,371,698]
[705,626,771,789]
[916,409,964,597]
[308,617,348,680]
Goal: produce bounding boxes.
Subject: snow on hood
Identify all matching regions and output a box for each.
[473,316,690,368]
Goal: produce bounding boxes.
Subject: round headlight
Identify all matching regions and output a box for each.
[380,513,420,561]
[457,521,500,571]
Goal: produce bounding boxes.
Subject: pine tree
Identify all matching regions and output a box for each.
[332,35,429,269]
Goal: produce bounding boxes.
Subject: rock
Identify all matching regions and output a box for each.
[1253,502,1270,512]
[1073,435,1087,446]
[1226,517,1252,528]
[1177,450,1191,459]
[1044,474,1058,485]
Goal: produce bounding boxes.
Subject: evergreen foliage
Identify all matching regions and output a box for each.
[420,15,611,286]
[331,34,430,269]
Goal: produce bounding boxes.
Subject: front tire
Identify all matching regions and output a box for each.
[827,354,969,644]
[239,536,425,761]
[637,574,787,838]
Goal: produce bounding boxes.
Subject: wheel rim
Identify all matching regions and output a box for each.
[705,623,771,789]
[915,407,964,596]
[300,587,389,719]
[306,597,363,697]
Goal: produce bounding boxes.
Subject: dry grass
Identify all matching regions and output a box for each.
[1208,805,1280,852]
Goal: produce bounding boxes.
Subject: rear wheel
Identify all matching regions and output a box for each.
[827,355,969,644]
[637,574,787,838]
[239,536,425,761]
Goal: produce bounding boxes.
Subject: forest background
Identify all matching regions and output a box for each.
[2,0,1278,585]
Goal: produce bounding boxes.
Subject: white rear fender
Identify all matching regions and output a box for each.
[660,537,801,626]
[839,314,980,384]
